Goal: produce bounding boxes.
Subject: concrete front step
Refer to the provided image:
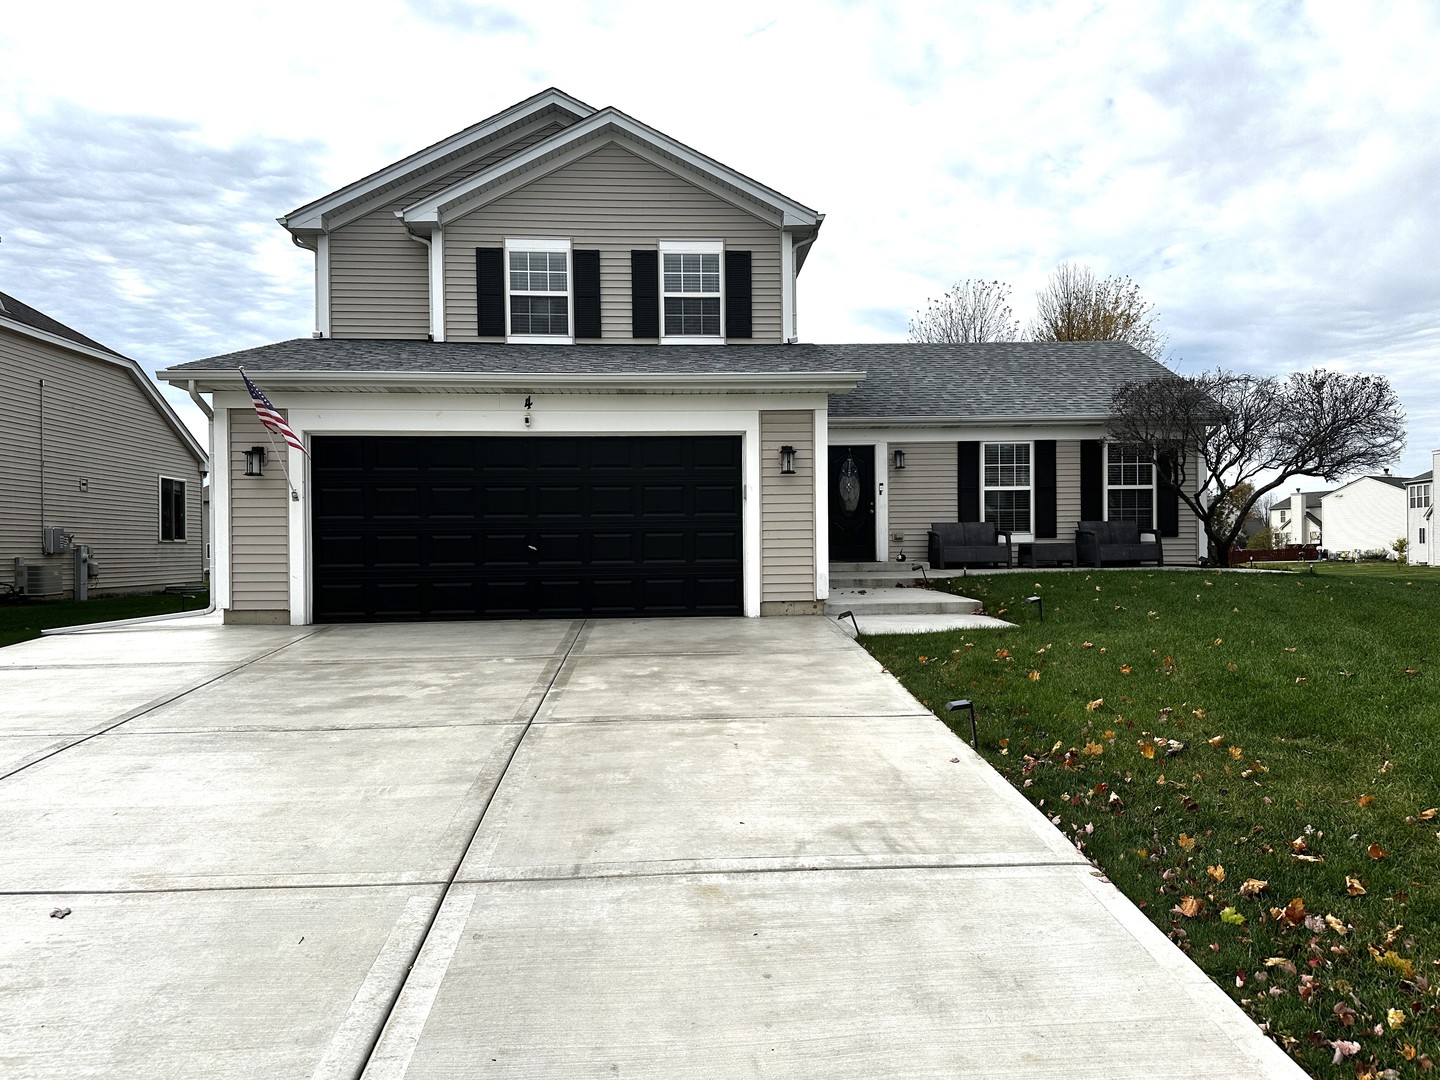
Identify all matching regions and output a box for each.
[830,571,964,590]
[828,561,931,574]
[825,587,984,617]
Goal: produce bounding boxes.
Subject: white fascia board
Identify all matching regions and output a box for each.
[404,109,820,228]
[831,413,1114,428]
[159,369,867,397]
[281,89,596,232]
[4,317,208,467]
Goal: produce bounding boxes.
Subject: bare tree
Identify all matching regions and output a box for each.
[908,279,1022,343]
[1108,369,1406,565]
[1031,262,1169,358]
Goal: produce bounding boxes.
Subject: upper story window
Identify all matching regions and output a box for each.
[505,237,571,343]
[982,442,1031,534]
[159,477,187,542]
[1411,483,1432,509]
[659,240,723,343]
[1106,443,1154,529]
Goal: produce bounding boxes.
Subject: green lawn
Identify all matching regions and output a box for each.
[863,569,1438,1078]
[0,591,209,649]
[1251,561,1440,583]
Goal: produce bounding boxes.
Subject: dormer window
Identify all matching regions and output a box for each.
[659,240,723,344]
[505,238,572,343]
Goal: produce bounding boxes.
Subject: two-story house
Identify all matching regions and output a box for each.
[160,89,1198,625]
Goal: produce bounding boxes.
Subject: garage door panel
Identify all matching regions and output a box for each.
[311,436,743,621]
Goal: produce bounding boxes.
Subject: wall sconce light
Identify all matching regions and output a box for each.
[243,446,267,477]
[779,445,797,475]
[947,699,978,749]
[892,449,906,470]
[1025,594,1044,621]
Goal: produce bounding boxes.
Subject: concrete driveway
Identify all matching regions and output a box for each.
[0,615,1303,1078]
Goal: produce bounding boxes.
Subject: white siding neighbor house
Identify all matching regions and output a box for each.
[159,88,1202,626]
[2,292,208,598]
[1268,489,1326,547]
[1405,451,1437,565]
[1321,474,1410,556]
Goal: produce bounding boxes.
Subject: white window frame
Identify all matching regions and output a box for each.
[1411,483,1431,510]
[659,239,724,345]
[158,476,188,543]
[981,440,1033,538]
[504,237,573,344]
[1104,443,1157,531]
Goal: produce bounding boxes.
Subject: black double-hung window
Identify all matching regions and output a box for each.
[1106,444,1155,529]
[983,442,1031,533]
[160,477,186,542]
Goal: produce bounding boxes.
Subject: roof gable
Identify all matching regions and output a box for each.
[0,290,124,357]
[280,88,596,233]
[401,107,821,231]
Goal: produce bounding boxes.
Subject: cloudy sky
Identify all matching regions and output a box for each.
[3,0,1437,479]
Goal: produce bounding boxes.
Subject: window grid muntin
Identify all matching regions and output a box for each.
[661,249,722,338]
[1411,483,1431,509]
[982,442,1031,534]
[510,295,569,336]
[664,296,721,336]
[509,250,567,293]
[984,489,1030,533]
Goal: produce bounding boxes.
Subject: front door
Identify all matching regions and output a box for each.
[828,445,876,562]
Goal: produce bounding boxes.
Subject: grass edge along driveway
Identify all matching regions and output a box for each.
[862,569,1439,1080]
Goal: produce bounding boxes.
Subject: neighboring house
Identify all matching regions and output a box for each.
[158,88,1200,625]
[1,291,208,598]
[1321,474,1410,555]
[1405,451,1436,565]
[1268,489,1326,547]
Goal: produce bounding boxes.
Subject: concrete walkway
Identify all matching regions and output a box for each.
[0,616,1304,1078]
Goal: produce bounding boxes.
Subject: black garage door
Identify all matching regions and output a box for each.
[311,435,743,621]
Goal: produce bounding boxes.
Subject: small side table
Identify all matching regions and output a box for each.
[1018,542,1078,567]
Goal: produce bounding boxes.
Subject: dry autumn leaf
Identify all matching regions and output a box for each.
[1138,741,1156,759]
[1239,878,1268,898]
[1281,897,1307,925]
[1086,699,1104,712]
[1206,864,1226,883]
[1388,1008,1406,1029]
[1346,876,1367,896]
[1177,833,1196,851]
[1120,664,1133,675]
[1192,708,1206,719]
[1081,740,1104,757]
[1174,896,1203,918]
[1028,669,1040,682]
[1368,843,1387,860]
[1358,794,1375,808]
[1417,808,1438,821]
[1082,641,1094,649]
[1325,914,1349,936]
[1208,735,1224,748]
[1290,836,1309,854]
[1228,746,1243,760]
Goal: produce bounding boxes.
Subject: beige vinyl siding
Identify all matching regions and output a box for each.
[443,141,783,343]
[1056,440,1083,538]
[328,122,567,339]
[228,409,289,611]
[760,411,815,602]
[888,443,957,556]
[0,328,205,595]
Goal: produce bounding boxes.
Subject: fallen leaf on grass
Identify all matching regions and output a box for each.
[1346,876,1367,896]
[1174,896,1203,918]
[1334,1001,1357,1027]
[1206,864,1226,883]
[1295,677,1308,685]
[1403,667,1420,676]
[1028,669,1040,682]
[1368,843,1387,860]
[1226,662,1239,672]
[1220,906,1245,925]
[1120,664,1133,675]
[1274,897,1307,925]
[1228,746,1243,759]
[1081,740,1104,757]
[1371,948,1416,979]
[1086,698,1104,712]
[1325,914,1349,935]
[1208,735,1225,748]
[1192,708,1206,719]
[1330,1039,1360,1065]
[1387,1008,1405,1029]
[1082,641,1094,649]
[1284,647,1297,653]
[1177,833,1196,851]
[995,648,1010,659]
[1358,794,1375,808]
[1291,836,1310,854]
[1408,808,1439,824]
[1239,878,1268,898]
[1138,741,1156,759]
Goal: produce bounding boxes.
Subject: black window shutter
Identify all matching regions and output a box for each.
[724,250,752,338]
[475,248,505,337]
[957,441,980,522]
[631,250,659,338]
[1157,450,1181,537]
[1035,440,1057,538]
[574,250,601,338]
[1080,440,1104,521]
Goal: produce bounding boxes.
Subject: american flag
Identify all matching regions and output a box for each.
[241,369,308,456]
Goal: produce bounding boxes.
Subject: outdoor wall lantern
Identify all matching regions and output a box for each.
[779,445,797,475]
[243,446,267,477]
[947,699,978,749]
[892,449,906,470]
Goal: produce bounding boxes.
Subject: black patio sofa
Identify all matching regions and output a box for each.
[1075,520,1164,567]
[927,522,1013,569]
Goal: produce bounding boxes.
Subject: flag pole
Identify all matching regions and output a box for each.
[241,366,302,502]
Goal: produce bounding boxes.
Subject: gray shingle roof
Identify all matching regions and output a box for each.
[0,291,126,357]
[162,338,1175,422]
